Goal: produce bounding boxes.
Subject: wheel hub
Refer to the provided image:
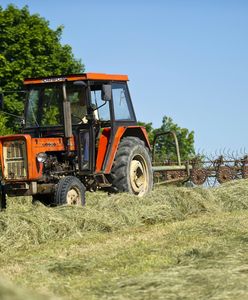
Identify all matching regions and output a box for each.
[67,187,81,205]
[130,157,147,195]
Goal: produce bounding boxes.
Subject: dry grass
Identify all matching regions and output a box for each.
[0,179,248,299]
[0,278,58,300]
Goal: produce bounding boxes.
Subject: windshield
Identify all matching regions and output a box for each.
[25,83,88,127]
[26,84,63,127]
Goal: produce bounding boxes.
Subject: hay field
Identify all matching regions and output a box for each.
[0,180,248,299]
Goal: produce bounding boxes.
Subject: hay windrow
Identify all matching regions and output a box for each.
[0,278,58,300]
[213,179,248,211]
[0,180,247,254]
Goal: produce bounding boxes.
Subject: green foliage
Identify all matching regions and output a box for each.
[155,116,195,161]
[41,106,60,126]
[139,116,195,162]
[137,120,155,143]
[0,114,13,135]
[0,4,84,134]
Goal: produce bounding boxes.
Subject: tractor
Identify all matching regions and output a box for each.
[0,73,153,209]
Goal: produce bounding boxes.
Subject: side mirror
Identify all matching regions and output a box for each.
[0,93,4,110]
[101,84,112,101]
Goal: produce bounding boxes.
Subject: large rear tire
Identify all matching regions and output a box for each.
[110,137,153,196]
[54,176,86,206]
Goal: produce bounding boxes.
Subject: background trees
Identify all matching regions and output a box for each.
[0,4,84,134]
[0,5,195,158]
[139,116,195,162]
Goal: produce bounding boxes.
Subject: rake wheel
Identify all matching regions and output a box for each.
[191,168,208,185]
[216,166,234,184]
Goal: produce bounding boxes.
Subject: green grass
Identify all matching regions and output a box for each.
[0,180,248,299]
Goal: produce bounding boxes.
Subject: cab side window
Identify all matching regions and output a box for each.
[91,87,110,121]
[112,83,134,121]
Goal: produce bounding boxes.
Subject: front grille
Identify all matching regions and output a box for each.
[3,140,28,180]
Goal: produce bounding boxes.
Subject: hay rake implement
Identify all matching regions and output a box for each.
[152,131,248,186]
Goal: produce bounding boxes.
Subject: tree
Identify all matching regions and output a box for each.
[139,116,195,162]
[0,4,84,133]
[137,121,154,142]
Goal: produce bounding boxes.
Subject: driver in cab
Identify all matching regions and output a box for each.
[69,88,88,124]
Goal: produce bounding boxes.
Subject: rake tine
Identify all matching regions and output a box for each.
[244,147,247,156]
[227,148,232,160]
[230,150,235,160]
[211,151,216,161]
[240,148,243,156]
[235,150,239,160]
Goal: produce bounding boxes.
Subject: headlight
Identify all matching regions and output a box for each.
[37,152,47,163]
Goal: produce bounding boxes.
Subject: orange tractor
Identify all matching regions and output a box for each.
[0,73,154,208]
[1,72,246,209]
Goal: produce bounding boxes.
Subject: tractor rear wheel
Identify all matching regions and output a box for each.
[54,176,86,206]
[110,137,153,196]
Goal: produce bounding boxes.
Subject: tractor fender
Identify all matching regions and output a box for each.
[96,126,150,174]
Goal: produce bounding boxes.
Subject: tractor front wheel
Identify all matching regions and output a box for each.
[110,137,153,196]
[54,176,86,206]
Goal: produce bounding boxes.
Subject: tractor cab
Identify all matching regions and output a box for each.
[23,73,137,173]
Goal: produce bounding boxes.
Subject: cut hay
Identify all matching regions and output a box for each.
[0,180,248,300]
[0,278,57,300]
[0,180,247,254]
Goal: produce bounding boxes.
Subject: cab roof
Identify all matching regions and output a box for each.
[24,73,129,85]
